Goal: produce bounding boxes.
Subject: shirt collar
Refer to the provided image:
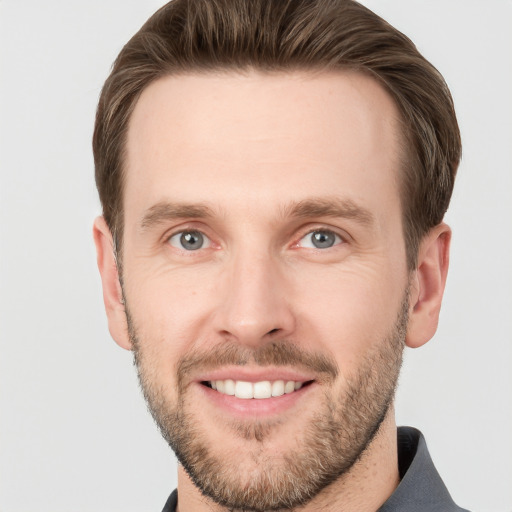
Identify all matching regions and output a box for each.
[378,426,468,512]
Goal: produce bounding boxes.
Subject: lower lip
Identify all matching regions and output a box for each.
[196,382,315,418]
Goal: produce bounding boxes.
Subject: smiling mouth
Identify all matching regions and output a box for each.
[202,379,313,399]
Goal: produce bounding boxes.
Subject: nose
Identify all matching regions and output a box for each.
[212,249,296,346]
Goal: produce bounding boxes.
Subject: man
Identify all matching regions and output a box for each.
[92,0,468,510]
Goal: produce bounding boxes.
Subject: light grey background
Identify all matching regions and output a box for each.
[1,1,510,511]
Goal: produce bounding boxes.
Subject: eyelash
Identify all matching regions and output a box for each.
[164,225,347,253]
[166,229,212,251]
[294,228,345,250]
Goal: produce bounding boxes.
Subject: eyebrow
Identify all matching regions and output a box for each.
[140,201,215,230]
[282,197,375,226]
[139,196,374,231]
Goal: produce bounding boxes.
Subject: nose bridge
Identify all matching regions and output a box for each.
[214,243,294,344]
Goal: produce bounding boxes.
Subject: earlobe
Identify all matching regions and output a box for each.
[405,223,451,349]
[93,216,132,350]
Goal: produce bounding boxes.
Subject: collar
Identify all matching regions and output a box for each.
[378,426,469,512]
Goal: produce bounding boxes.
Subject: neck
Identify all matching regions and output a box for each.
[177,408,399,512]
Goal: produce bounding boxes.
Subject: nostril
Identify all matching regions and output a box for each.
[267,328,280,336]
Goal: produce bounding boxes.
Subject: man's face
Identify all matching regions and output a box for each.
[121,70,410,510]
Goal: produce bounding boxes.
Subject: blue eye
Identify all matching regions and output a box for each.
[298,230,342,249]
[168,230,211,251]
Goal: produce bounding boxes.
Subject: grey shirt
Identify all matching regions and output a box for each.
[161,427,470,512]
[378,427,469,511]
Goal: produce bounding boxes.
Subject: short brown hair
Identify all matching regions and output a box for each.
[93,0,461,269]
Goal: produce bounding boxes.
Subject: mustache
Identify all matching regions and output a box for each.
[176,341,339,383]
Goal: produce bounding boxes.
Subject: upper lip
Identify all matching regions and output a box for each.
[196,366,316,383]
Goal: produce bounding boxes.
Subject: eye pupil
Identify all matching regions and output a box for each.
[311,231,335,248]
[180,231,203,250]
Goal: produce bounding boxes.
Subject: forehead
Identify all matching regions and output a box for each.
[124,70,403,223]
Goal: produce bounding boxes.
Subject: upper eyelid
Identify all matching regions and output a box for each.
[294,225,350,244]
[168,228,207,239]
[168,229,211,248]
[302,227,344,236]
[162,223,212,243]
[295,230,344,250]
[160,223,350,248]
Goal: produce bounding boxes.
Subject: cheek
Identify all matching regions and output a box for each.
[292,262,405,370]
[124,249,407,386]
[125,266,219,357]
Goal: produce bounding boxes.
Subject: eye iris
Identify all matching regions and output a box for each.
[180,231,203,250]
[312,231,335,248]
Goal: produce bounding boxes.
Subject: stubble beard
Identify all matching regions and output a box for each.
[128,294,408,512]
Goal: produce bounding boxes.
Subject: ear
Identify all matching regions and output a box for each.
[405,223,451,349]
[93,216,132,350]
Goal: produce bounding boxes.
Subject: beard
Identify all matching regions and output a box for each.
[127,293,408,512]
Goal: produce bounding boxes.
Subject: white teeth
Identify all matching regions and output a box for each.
[224,379,235,396]
[253,381,272,399]
[271,380,285,397]
[284,381,295,394]
[235,381,253,399]
[209,379,306,399]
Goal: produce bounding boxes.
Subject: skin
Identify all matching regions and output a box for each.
[94,70,451,511]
